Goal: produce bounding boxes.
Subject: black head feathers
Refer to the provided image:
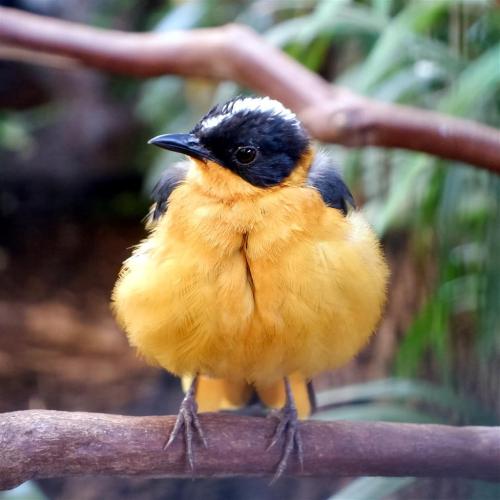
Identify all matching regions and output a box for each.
[191,97,310,187]
[149,97,355,218]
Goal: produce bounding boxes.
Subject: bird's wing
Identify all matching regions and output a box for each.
[150,162,190,222]
[306,152,355,215]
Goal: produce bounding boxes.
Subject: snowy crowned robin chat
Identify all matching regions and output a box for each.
[112,97,388,479]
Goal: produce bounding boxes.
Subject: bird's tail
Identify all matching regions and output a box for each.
[182,372,315,419]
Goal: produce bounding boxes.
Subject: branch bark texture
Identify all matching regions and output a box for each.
[1,410,499,489]
[0,7,498,173]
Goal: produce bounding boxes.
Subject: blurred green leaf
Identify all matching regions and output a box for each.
[0,117,34,152]
[267,5,386,51]
[350,0,452,92]
[438,42,500,119]
[153,1,205,32]
[395,290,451,380]
[316,377,494,422]
[329,477,415,500]
[314,402,441,423]
[369,154,434,235]
[136,77,187,127]
[0,482,48,500]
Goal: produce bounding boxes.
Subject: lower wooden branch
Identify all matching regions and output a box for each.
[1,410,499,489]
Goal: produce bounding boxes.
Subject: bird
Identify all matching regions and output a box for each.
[112,96,388,479]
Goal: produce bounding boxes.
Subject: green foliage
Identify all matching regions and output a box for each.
[314,377,495,424]
[327,477,415,500]
[0,106,60,153]
[1,1,498,497]
[300,3,499,495]
[0,482,48,500]
[136,2,500,414]
[282,0,500,399]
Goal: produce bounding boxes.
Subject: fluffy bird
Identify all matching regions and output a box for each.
[112,96,388,478]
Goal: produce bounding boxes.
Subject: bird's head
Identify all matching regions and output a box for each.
[149,97,311,191]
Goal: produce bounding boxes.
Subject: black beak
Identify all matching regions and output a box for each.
[148,133,216,163]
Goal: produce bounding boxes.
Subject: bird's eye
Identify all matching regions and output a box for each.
[235,146,257,165]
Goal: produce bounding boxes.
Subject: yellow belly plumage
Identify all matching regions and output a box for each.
[112,158,388,390]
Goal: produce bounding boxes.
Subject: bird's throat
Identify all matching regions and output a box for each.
[189,148,315,203]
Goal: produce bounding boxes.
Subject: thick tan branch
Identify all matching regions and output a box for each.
[1,410,499,489]
[0,7,499,173]
[0,8,331,106]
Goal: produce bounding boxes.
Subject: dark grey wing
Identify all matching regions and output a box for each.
[307,153,355,215]
[151,162,189,221]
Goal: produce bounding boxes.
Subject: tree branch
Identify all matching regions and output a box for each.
[0,7,498,173]
[1,410,499,489]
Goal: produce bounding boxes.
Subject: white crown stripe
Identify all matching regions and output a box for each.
[201,113,230,130]
[200,97,298,131]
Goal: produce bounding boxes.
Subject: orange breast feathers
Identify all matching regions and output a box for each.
[112,158,389,386]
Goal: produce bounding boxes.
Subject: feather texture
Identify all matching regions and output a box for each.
[112,152,389,390]
[150,162,189,221]
[307,152,355,214]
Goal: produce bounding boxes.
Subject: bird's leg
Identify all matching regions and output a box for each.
[164,375,207,472]
[267,377,304,482]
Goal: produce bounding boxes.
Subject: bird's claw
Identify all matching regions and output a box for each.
[267,402,304,483]
[164,387,207,473]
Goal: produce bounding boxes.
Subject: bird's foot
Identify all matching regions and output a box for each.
[266,401,304,483]
[164,383,207,473]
